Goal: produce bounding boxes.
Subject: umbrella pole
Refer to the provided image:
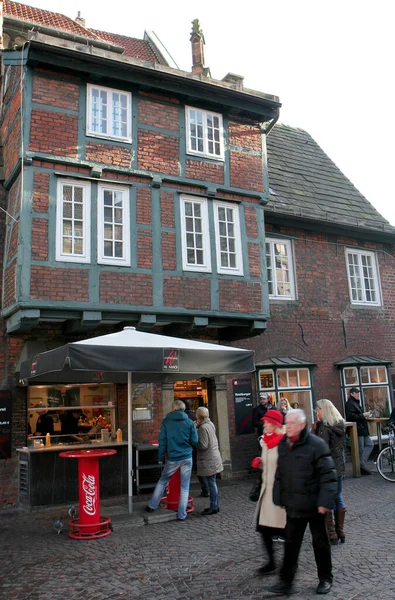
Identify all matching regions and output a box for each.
[128,371,133,513]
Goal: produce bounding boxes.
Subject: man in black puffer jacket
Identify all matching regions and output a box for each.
[268,409,337,596]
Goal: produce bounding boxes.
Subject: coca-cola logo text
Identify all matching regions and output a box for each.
[82,473,96,516]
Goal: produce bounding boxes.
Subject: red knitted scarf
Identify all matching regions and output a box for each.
[263,431,284,449]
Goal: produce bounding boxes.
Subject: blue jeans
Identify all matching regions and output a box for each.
[334,476,345,510]
[358,435,374,466]
[148,457,193,520]
[201,474,219,510]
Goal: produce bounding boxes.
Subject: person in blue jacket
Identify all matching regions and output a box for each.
[146,400,198,520]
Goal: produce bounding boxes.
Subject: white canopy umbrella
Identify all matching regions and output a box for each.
[20,327,255,512]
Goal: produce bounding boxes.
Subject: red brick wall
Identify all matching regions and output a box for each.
[32,172,50,212]
[246,226,395,411]
[136,188,151,224]
[31,219,48,260]
[30,266,89,301]
[30,109,78,157]
[3,262,16,309]
[163,276,211,309]
[219,280,262,313]
[229,151,264,192]
[162,232,177,270]
[185,160,224,184]
[138,98,179,131]
[99,272,153,305]
[137,231,152,269]
[138,130,179,175]
[160,192,174,227]
[86,143,131,167]
[32,75,79,111]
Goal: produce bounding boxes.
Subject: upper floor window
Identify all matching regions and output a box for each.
[87,84,132,142]
[56,179,91,263]
[345,248,381,306]
[186,107,224,160]
[266,238,296,300]
[180,196,211,272]
[213,201,243,275]
[97,184,130,266]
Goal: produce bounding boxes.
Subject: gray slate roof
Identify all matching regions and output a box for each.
[266,124,395,236]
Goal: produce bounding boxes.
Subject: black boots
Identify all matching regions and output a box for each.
[334,508,346,543]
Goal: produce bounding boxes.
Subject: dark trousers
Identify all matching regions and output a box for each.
[280,514,332,584]
[260,526,285,564]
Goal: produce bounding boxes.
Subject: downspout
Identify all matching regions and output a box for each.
[263,106,280,137]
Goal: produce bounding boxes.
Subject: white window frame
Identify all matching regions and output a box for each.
[266,238,296,300]
[97,184,130,266]
[56,179,91,263]
[86,84,132,142]
[180,195,211,273]
[213,201,243,275]
[186,106,224,160]
[345,248,381,306]
[277,368,311,389]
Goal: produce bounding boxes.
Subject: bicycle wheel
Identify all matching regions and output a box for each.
[376,447,395,482]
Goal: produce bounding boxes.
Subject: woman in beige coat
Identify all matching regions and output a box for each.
[254,409,286,574]
[196,406,223,515]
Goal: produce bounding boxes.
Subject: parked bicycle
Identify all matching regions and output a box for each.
[376,423,395,482]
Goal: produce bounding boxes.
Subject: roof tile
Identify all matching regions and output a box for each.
[266,124,393,232]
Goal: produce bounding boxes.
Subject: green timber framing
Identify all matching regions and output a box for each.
[1,34,281,340]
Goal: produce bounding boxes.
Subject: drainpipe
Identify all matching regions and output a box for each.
[263,107,280,137]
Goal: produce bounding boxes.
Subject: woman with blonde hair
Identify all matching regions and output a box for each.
[314,398,346,544]
[253,409,286,574]
[277,398,292,423]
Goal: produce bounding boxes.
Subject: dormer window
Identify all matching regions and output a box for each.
[87,84,132,142]
[186,106,224,159]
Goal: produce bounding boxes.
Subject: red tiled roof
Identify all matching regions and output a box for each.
[4,0,101,39]
[89,29,162,63]
[4,1,165,64]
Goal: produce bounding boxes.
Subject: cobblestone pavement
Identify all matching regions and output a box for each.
[1,461,395,600]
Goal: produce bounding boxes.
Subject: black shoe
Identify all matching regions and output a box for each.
[316,580,332,594]
[199,491,209,498]
[361,465,372,475]
[201,507,219,515]
[268,581,294,595]
[145,506,155,513]
[257,562,275,575]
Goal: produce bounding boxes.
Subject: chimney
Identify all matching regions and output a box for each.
[190,19,210,77]
[75,11,86,27]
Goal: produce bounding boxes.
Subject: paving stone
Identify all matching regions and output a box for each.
[0,463,394,599]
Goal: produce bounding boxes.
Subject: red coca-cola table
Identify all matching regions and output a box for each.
[60,448,117,540]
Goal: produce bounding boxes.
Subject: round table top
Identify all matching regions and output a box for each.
[59,448,117,459]
[366,417,389,422]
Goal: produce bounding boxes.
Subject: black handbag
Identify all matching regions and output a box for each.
[249,480,261,502]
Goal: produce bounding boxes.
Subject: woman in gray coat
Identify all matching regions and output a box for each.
[196,406,223,515]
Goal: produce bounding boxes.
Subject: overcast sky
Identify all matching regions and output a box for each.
[22,0,395,224]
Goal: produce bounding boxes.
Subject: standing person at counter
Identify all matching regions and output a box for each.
[60,410,84,443]
[35,407,54,437]
[146,400,198,521]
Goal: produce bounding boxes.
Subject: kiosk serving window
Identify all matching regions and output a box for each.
[27,384,116,443]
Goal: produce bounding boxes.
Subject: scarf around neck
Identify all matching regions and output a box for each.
[263,431,284,449]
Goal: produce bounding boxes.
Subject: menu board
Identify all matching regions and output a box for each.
[0,390,12,459]
[233,378,253,435]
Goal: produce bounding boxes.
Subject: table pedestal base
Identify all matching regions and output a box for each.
[159,468,194,513]
[68,515,112,540]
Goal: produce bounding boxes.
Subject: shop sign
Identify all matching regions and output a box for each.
[232,378,253,435]
[0,390,12,459]
[163,349,179,371]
